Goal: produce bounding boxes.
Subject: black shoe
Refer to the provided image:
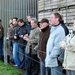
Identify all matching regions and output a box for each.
[18,62,25,69]
[18,65,23,69]
[10,59,15,64]
[23,67,26,70]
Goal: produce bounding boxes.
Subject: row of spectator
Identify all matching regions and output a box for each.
[0,13,75,75]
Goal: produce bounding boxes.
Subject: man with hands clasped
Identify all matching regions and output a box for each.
[23,18,40,75]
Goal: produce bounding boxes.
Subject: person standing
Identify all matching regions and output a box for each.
[38,18,50,75]
[0,19,4,59]
[12,17,21,66]
[60,18,75,75]
[23,18,40,75]
[16,19,28,69]
[58,17,69,75]
[26,14,35,35]
[6,20,14,62]
[45,13,65,75]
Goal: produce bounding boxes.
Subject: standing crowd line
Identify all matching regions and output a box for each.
[0,13,75,75]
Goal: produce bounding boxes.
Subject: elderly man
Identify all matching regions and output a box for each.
[23,18,40,75]
[37,18,50,75]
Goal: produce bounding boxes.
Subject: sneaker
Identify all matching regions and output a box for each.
[13,64,18,67]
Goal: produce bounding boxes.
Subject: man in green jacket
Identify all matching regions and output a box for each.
[23,18,40,75]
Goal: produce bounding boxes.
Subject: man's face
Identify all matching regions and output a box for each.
[40,22,48,30]
[27,16,31,22]
[31,20,37,28]
[10,24,13,29]
[18,22,22,26]
[13,19,17,25]
[9,19,13,24]
[50,14,58,26]
[18,22,24,27]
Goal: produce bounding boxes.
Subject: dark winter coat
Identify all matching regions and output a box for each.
[38,25,50,61]
[16,24,28,49]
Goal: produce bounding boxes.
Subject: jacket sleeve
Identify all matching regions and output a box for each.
[34,44,39,50]
[67,35,75,52]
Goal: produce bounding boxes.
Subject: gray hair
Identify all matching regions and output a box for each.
[27,14,35,18]
[31,18,38,23]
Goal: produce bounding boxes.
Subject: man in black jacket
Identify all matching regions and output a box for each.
[15,19,28,69]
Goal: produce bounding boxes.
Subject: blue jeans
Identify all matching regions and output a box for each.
[40,60,46,75]
[0,39,3,57]
[51,66,63,75]
[46,67,51,75]
[67,70,75,75]
[19,47,26,68]
[13,42,21,66]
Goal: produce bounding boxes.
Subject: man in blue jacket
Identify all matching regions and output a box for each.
[45,13,66,75]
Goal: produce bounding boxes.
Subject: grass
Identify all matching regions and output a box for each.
[0,61,22,75]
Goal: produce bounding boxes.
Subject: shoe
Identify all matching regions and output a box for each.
[10,59,15,64]
[18,64,24,69]
[13,64,18,67]
[23,67,26,70]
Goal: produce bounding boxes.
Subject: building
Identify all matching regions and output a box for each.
[38,0,75,29]
[0,0,38,36]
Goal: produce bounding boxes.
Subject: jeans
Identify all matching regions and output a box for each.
[0,39,3,57]
[46,67,51,75]
[67,70,75,75]
[19,47,26,68]
[13,42,21,66]
[51,66,63,75]
[40,60,46,75]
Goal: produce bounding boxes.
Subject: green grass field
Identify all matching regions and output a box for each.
[0,61,22,75]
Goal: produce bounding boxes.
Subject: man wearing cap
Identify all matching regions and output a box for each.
[35,18,50,75]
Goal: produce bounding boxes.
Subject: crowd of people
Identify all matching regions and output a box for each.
[0,13,75,75]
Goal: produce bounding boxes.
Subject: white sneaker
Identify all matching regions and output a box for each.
[13,64,18,67]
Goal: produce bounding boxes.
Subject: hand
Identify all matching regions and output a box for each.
[61,43,65,48]
[23,36,30,42]
[19,35,23,38]
[14,36,17,39]
[59,41,66,48]
[23,36,27,40]
[6,37,9,40]
[24,34,28,37]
